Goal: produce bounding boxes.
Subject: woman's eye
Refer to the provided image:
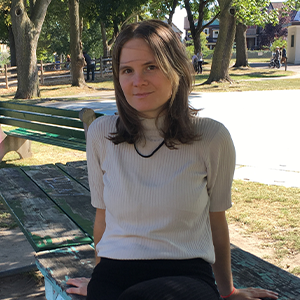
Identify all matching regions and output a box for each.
[147,65,157,71]
[122,69,132,74]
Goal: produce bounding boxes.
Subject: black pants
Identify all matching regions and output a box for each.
[87,64,95,81]
[198,61,203,74]
[87,258,221,300]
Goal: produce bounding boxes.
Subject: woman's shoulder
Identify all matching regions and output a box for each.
[193,117,231,140]
[88,114,118,138]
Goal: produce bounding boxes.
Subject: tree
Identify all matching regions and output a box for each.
[184,0,220,54]
[233,0,278,67]
[81,0,149,58]
[11,0,51,99]
[0,1,17,66]
[147,0,179,24]
[68,0,85,87]
[38,0,70,62]
[206,0,236,83]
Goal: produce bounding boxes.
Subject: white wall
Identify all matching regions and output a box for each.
[287,25,300,64]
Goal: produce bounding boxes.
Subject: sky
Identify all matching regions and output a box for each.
[171,0,287,34]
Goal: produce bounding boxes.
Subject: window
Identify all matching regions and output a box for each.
[203,28,209,35]
[291,35,294,47]
[213,30,219,38]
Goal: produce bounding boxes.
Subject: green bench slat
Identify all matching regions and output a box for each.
[21,164,95,238]
[5,128,86,151]
[0,168,93,252]
[0,101,104,119]
[230,244,300,299]
[35,244,95,300]
[56,161,89,190]
[0,118,85,139]
[0,108,84,128]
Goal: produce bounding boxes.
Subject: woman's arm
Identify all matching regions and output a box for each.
[94,208,106,265]
[210,211,234,296]
[210,211,278,299]
[66,208,106,296]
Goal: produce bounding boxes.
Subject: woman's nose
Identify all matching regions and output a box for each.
[133,72,147,86]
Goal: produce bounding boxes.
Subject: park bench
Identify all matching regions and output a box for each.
[0,101,102,162]
[0,108,300,299]
[1,159,300,299]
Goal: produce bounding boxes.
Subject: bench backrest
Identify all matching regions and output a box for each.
[0,102,103,140]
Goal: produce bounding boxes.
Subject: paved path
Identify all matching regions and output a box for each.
[41,88,300,188]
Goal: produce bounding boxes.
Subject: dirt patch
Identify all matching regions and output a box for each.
[0,271,45,300]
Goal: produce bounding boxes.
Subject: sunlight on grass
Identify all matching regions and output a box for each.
[228,180,300,266]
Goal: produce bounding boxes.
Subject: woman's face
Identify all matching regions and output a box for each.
[119,38,172,118]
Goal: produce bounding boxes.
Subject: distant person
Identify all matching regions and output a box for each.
[192,53,198,72]
[66,54,71,69]
[274,47,280,66]
[83,51,95,81]
[281,45,287,65]
[196,52,203,74]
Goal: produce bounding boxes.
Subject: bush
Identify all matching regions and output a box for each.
[0,51,10,68]
[270,37,287,52]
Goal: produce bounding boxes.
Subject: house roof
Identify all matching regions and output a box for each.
[270,2,284,10]
[164,18,183,34]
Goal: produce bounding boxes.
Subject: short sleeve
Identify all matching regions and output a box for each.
[86,119,106,209]
[205,122,236,212]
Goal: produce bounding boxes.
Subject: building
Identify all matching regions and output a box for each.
[183,17,219,49]
[287,11,300,64]
[163,18,183,40]
[184,17,261,50]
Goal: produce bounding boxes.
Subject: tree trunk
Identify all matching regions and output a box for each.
[11,0,51,99]
[234,22,248,67]
[8,26,17,67]
[100,21,109,57]
[184,0,219,55]
[168,0,178,25]
[69,0,85,87]
[206,0,236,84]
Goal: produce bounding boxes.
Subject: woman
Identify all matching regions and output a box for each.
[67,20,278,300]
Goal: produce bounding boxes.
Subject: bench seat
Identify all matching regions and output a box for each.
[0,161,95,252]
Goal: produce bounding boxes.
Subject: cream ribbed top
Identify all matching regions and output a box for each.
[87,115,235,264]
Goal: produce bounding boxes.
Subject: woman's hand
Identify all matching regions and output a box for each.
[227,287,278,299]
[66,277,90,296]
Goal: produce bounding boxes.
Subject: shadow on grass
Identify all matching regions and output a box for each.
[230,71,289,79]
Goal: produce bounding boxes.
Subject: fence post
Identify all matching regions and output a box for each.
[40,60,44,84]
[285,58,287,71]
[4,64,9,89]
[100,56,103,78]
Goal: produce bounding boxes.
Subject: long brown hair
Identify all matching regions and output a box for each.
[109,19,199,148]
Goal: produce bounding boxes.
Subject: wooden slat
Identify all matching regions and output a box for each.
[0,108,84,128]
[0,101,104,119]
[0,118,85,139]
[0,168,93,252]
[231,244,300,299]
[21,164,95,238]
[56,161,89,190]
[5,128,86,151]
[35,244,94,300]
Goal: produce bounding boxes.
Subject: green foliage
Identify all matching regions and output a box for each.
[37,0,70,60]
[0,51,10,67]
[270,37,287,52]
[233,0,279,27]
[186,32,212,58]
[81,21,104,58]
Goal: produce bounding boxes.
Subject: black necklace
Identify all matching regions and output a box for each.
[134,140,165,158]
